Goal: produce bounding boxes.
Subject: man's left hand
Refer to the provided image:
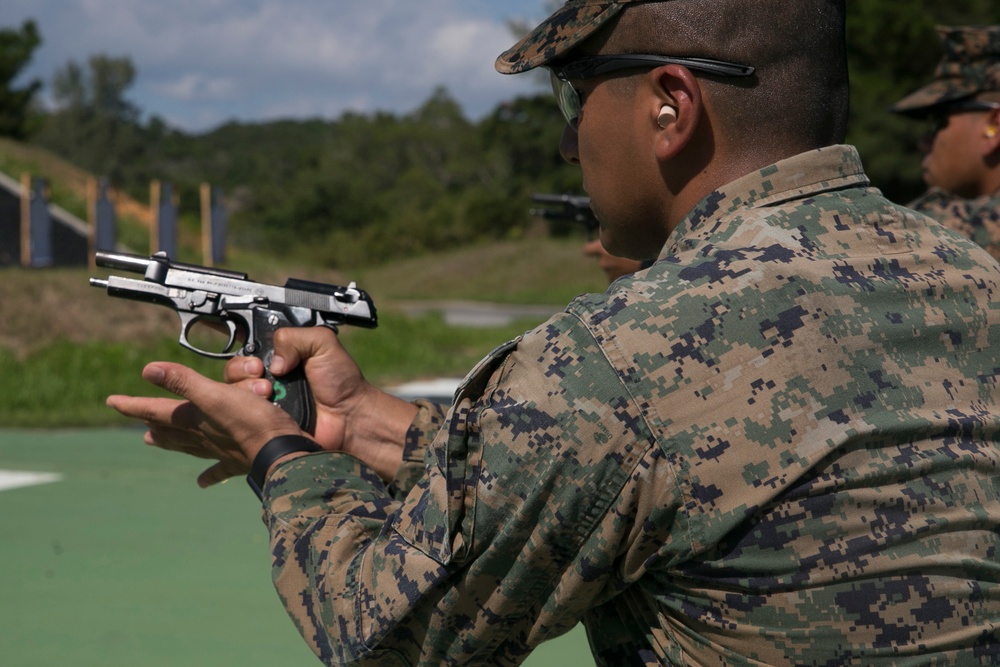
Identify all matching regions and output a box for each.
[106,362,306,488]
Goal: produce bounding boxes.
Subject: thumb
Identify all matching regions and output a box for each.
[270,326,342,376]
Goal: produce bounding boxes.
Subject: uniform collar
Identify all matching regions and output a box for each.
[664,145,869,251]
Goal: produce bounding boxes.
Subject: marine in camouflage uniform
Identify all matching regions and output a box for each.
[259,3,1000,662]
[264,148,1000,667]
[891,25,1000,259]
[107,2,1000,665]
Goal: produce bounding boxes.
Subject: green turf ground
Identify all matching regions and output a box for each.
[0,429,595,666]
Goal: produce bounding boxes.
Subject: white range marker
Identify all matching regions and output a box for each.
[0,470,64,492]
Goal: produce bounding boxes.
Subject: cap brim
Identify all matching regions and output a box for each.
[890,80,979,118]
[495,2,625,75]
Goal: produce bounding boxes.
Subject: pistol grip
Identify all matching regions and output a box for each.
[249,309,317,434]
[262,352,316,434]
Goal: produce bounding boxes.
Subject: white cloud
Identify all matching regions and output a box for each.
[154,74,238,102]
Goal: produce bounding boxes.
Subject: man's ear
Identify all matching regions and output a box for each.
[650,65,701,162]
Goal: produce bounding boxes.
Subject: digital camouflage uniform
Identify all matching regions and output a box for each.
[891,25,1000,255]
[261,145,1000,666]
[909,187,1000,260]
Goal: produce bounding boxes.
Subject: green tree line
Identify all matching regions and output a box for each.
[2,1,999,268]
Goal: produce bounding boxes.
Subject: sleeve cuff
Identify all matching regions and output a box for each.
[260,451,391,523]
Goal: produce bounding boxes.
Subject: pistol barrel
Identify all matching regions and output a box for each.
[94,251,154,274]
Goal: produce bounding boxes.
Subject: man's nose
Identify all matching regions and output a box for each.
[559,124,580,164]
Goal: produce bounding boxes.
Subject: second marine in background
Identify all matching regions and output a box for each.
[892,25,1000,258]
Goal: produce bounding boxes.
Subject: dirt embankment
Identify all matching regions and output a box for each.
[0,267,176,358]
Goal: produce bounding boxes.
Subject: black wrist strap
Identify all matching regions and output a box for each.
[246,434,322,500]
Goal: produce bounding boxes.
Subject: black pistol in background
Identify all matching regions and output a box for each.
[530,192,599,237]
[89,250,377,434]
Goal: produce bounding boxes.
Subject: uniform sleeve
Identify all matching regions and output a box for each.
[260,313,678,666]
[388,398,447,499]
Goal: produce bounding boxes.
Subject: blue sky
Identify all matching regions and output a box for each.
[4,0,553,133]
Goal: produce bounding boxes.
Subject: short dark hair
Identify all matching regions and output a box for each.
[598,0,849,151]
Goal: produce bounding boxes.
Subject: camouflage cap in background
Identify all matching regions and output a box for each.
[495,0,668,75]
[891,25,1000,118]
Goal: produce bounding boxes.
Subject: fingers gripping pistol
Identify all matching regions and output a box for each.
[90,251,377,433]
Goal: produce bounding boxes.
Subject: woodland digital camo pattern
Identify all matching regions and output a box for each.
[891,25,1000,116]
[261,146,1000,666]
[496,0,654,75]
[910,187,1000,261]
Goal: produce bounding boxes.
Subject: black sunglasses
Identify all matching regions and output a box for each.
[548,54,756,127]
[925,99,1000,137]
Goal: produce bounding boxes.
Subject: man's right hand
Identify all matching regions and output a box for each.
[224,326,419,482]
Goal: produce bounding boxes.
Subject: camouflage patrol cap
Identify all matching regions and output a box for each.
[496,0,666,75]
[891,25,1000,117]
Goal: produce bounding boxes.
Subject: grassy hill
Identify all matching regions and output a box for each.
[0,137,94,214]
[0,136,194,255]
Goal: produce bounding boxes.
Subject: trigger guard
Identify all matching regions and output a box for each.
[177,313,241,359]
[222,319,240,354]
